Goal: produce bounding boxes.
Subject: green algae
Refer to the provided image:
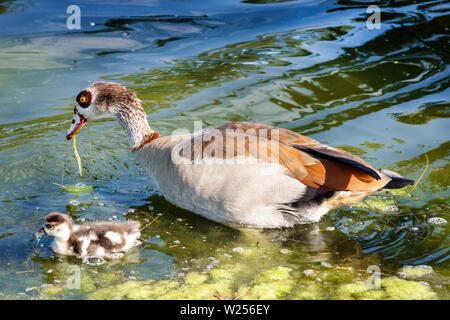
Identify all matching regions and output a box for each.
[292,283,327,300]
[34,239,446,301]
[350,184,416,213]
[382,278,437,300]
[30,223,448,301]
[240,281,294,300]
[73,136,83,178]
[37,254,443,300]
[350,198,398,213]
[210,267,241,282]
[238,266,295,300]
[55,130,93,194]
[319,268,356,284]
[337,281,386,300]
[87,277,232,300]
[386,188,413,197]
[41,285,65,296]
[336,277,437,300]
[398,265,434,279]
[185,272,209,285]
[163,281,232,300]
[89,280,151,300]
[62,183,94,193]
[78,259,439,300]
[255,266,293,282]
[2,0,450,301]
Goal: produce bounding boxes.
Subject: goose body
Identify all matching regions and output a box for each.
[66,82,414,228]
[38,212,141,257]
[135,137,328,227]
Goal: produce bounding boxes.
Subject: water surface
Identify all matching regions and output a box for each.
[0,0,448,299]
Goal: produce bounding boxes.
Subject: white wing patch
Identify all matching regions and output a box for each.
[89,231,98,241]
[93,246,105,257]
[105,231,122,244]
[80,236,91,256]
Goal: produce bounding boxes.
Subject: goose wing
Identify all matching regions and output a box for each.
[173,122,390,192]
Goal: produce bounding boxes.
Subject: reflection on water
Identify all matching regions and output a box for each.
[0,0,448,299]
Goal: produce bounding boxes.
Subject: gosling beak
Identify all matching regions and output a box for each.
[34,227,46,239]
[66,108,87,140]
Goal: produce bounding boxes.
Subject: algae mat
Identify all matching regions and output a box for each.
[0,0,448,299]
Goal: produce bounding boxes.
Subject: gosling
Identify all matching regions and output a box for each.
[36,212,141,258]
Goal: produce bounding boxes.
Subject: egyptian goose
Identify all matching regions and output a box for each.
[36,212,141,257]
[66,82,413,228]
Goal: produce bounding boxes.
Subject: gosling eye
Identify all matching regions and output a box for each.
[45,223,52,229]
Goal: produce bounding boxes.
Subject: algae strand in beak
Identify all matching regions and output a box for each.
[52,130,93,193]
[69,133,94,192]
[52,135,93,193]
[73,135,83,178]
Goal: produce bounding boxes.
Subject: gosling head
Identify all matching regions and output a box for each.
[42,212,73,241]
[66,81,145,140]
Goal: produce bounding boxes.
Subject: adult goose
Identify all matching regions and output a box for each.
[66,82,413,228]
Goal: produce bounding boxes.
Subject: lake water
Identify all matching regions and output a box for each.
[0,0,448,299]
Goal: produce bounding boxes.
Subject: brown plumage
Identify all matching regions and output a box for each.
[180,122,394,192]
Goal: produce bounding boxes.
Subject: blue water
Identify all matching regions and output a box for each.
[0,0,448,299]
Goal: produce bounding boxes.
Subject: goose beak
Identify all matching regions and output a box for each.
[66,108,87,140]
[34,227,46,239]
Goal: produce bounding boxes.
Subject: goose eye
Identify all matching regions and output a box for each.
[45,224,52,229]
[76,90,92,108]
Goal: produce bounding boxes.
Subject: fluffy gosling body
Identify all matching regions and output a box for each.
[40,212,141,258]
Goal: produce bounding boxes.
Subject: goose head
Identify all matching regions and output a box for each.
[41,212,73,242]
[66,81,149,142]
